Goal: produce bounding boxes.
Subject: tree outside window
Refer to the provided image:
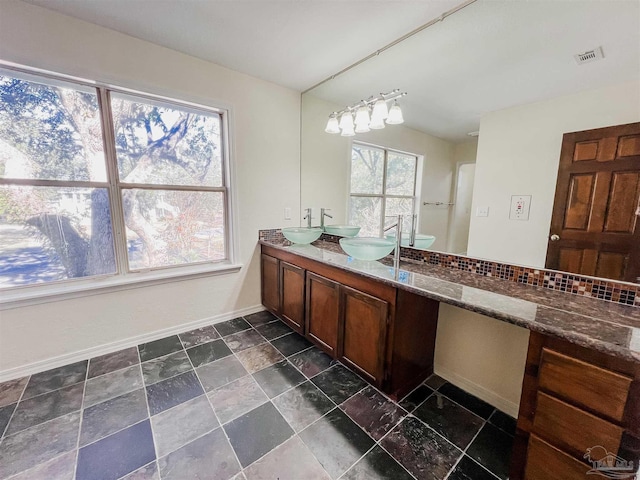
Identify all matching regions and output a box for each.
[0,69,229,289]
[349,143,418,237]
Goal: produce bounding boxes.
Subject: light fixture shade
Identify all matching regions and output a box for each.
[369,115,385,130]
[386,100,404,125]
[354,106,370,127]
[339,111,354,131]
[355,123,370,133]
[341,124,355,136]
[325,115,340,134]
[371,99,389,121]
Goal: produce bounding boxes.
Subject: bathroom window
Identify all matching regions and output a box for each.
[0,67,232,296]
[349,142,417,237]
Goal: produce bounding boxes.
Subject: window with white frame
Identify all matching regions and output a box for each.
[0,68,231,292]
[349,142,418,237]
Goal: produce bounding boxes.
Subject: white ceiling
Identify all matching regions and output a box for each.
[310,0,640,141]
[22,0,640,142]
[22,0,464,91]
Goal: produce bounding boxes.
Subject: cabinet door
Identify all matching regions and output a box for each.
[280,261,305,333]
[305,272,340,357]
[261,254,280,313]
[340,285,388,386]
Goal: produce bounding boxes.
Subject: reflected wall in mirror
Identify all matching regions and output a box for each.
[300,0,640,283]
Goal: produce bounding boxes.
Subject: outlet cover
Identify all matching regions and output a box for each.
[510,195,531,220]
[476,206,489,217]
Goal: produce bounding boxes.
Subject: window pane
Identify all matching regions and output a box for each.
[350,144,384,194]
[0,185,116,288]
[0,74,106,182]
[385,198,415,233]
[386,152,416,196]
[349,196,381,237]
[123,189,225,270]
[111,95,222,187]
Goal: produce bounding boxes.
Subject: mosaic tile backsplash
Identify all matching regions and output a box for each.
[258,229,639,307]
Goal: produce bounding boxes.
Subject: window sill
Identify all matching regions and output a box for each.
[0,262,243,311]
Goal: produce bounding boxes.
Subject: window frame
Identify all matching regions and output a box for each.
[0,64,239,308]
[348,141,419,237]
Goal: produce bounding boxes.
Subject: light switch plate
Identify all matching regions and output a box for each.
[476,206,489,217]
[510,195,531,220]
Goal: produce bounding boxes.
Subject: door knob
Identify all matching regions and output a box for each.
[550,234,560,241]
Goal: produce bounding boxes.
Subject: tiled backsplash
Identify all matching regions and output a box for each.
[258,229,639,307]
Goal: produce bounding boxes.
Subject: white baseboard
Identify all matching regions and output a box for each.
[434,364,520,418]
[0,304,266,383]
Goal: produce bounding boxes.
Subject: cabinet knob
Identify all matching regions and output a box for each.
[550,234,560,241]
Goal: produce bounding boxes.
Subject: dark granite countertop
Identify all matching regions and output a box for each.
[260,239,640,363]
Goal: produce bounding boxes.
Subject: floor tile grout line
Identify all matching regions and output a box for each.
[0,377,28,441]
[71,360,90,479]
[114,459,157,480]
[2,450,77,480]
[183,339,246,477]
[432,383,498,424]
[134,345,158,477]
[442,417,500,480]
[12,374,86,405]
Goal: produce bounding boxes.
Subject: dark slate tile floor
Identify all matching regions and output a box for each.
[0,313,513,480]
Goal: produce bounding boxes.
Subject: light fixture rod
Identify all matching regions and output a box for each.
[331,90,407,118]
[302,0,478,94]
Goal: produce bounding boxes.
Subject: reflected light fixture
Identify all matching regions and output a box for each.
[325,89,407,135]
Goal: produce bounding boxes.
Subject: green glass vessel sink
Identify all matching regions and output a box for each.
[385,233,436,250]
[339,237,396,261]
[282,227,323,244]
[324,225,361,237]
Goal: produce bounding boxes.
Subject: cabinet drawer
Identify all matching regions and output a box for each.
[533,391,623,458]
[525,435,590,480]
[538,348,631,422]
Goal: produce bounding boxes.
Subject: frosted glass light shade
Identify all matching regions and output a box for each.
[354,106,370,126]
[369,115,385,129]
[355,123,370,133]
[339,111,354,131]
[325,115,340,134]
[371,99,389,120]
[341,124,355,136]
[386,100,404,125]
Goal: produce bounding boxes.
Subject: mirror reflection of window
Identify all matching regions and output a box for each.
[348,143,417,237]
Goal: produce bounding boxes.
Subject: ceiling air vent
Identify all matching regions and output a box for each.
[574,47,604,65]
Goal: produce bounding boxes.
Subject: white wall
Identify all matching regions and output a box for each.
[435,304,530,417]
[468,81,640,267]
[0,0,301,377]
[447,140,477,254]
[301,94,457,250]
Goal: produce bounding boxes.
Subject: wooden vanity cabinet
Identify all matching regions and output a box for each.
[260,245,438,397]
[306,272,340,355]
[510,332,640,480]
[280,261,305,333]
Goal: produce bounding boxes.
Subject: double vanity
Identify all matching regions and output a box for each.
[259,230,639,480]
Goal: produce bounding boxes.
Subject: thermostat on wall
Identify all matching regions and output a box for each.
[510,195,531,220]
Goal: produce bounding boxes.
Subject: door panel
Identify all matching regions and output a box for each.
[261,254,279,313]
[305,272,340,356]
[339,285,388,386]
[280,261,305,333]
[547,122,640,282]
[564,174,595,230]
[604,172,640,233]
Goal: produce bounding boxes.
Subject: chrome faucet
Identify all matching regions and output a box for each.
[320,208,333,230]
[303,208,312,228]
[383,214,403,273]
[408,214,417,247]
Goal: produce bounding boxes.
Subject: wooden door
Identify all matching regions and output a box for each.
[280,261,305,333]
[305,272,340,357]
[261,254,279,313]
[339,285,388,386]
[546,122,640,282]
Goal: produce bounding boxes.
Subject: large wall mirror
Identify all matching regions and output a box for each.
[300,0,640,284]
